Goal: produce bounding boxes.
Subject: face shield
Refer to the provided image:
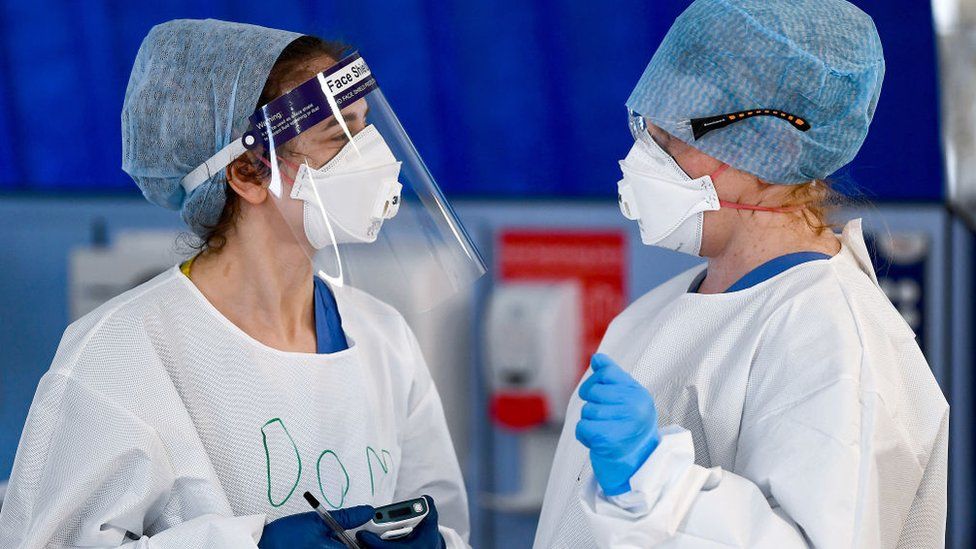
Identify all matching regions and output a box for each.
[183,51,485,312]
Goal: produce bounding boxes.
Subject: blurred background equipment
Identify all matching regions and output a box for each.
[482,230,626,513]
[69,230,188,320]
[486,282,582,431]
[939,0,976,226]
[484,281,581,512]
[0,0,973,547]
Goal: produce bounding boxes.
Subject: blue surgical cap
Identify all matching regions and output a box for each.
[122,19,301,236]
[627,0,885,184]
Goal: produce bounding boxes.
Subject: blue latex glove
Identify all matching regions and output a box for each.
[576,353,661,496]
[356,495,445,549]
[259,506,374,549]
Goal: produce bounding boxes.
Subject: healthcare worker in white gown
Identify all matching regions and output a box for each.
[534,1,948,547]
[0,19,484,549]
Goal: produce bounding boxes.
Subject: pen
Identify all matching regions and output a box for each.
[303,491,361,549]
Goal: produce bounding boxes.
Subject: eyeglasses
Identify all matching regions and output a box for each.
[629,108,811,143]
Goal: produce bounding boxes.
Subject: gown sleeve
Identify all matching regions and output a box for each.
[0,319,267,548]
[580,297,946,548]
[391,320,471,549]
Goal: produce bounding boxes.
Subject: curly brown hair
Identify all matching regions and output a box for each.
[780,179,848,235]
[197,36,352,253]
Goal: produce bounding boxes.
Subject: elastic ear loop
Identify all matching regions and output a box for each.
[710,164,805,213]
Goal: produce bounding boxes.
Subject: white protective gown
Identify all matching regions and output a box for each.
[0,267,470,548]
[534,220,948,548]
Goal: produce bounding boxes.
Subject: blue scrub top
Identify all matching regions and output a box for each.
[693,252,833,294]
[313,277,349,353]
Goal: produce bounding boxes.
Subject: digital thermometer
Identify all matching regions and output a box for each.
[350,496,430,541]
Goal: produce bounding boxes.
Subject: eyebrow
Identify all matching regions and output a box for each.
[322,108,369,131]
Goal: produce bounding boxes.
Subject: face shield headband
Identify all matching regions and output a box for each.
[181,51,377,194]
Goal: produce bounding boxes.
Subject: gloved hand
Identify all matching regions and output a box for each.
[356,495,445,549]
[576,353,661,497]
[259,506,374,549]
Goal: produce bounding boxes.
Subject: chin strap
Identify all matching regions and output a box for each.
[709,163,806,214]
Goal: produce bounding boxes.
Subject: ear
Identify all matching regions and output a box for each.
[226,155,268,205]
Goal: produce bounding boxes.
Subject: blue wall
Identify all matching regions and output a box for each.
[0,0,943,201]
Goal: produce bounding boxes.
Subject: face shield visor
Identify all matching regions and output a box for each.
[183,51,486,313]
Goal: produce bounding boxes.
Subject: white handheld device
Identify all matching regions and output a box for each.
[350,496,430,541]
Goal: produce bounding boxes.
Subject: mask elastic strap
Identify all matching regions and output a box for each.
[720,200,804,213]
[257,155,298,186]
[709,163,730,181]
[710,163,805,214]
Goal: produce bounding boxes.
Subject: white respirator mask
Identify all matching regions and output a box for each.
[618,116,800,256]
[617,137,722,256]
[290,124,403,248]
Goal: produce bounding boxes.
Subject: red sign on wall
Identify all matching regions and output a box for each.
[497,230,628,377]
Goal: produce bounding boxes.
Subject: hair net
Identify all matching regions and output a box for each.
[627,0,885,185]
[122,19,302,236]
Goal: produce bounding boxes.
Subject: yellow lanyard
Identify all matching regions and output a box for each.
[179,254,199,280]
